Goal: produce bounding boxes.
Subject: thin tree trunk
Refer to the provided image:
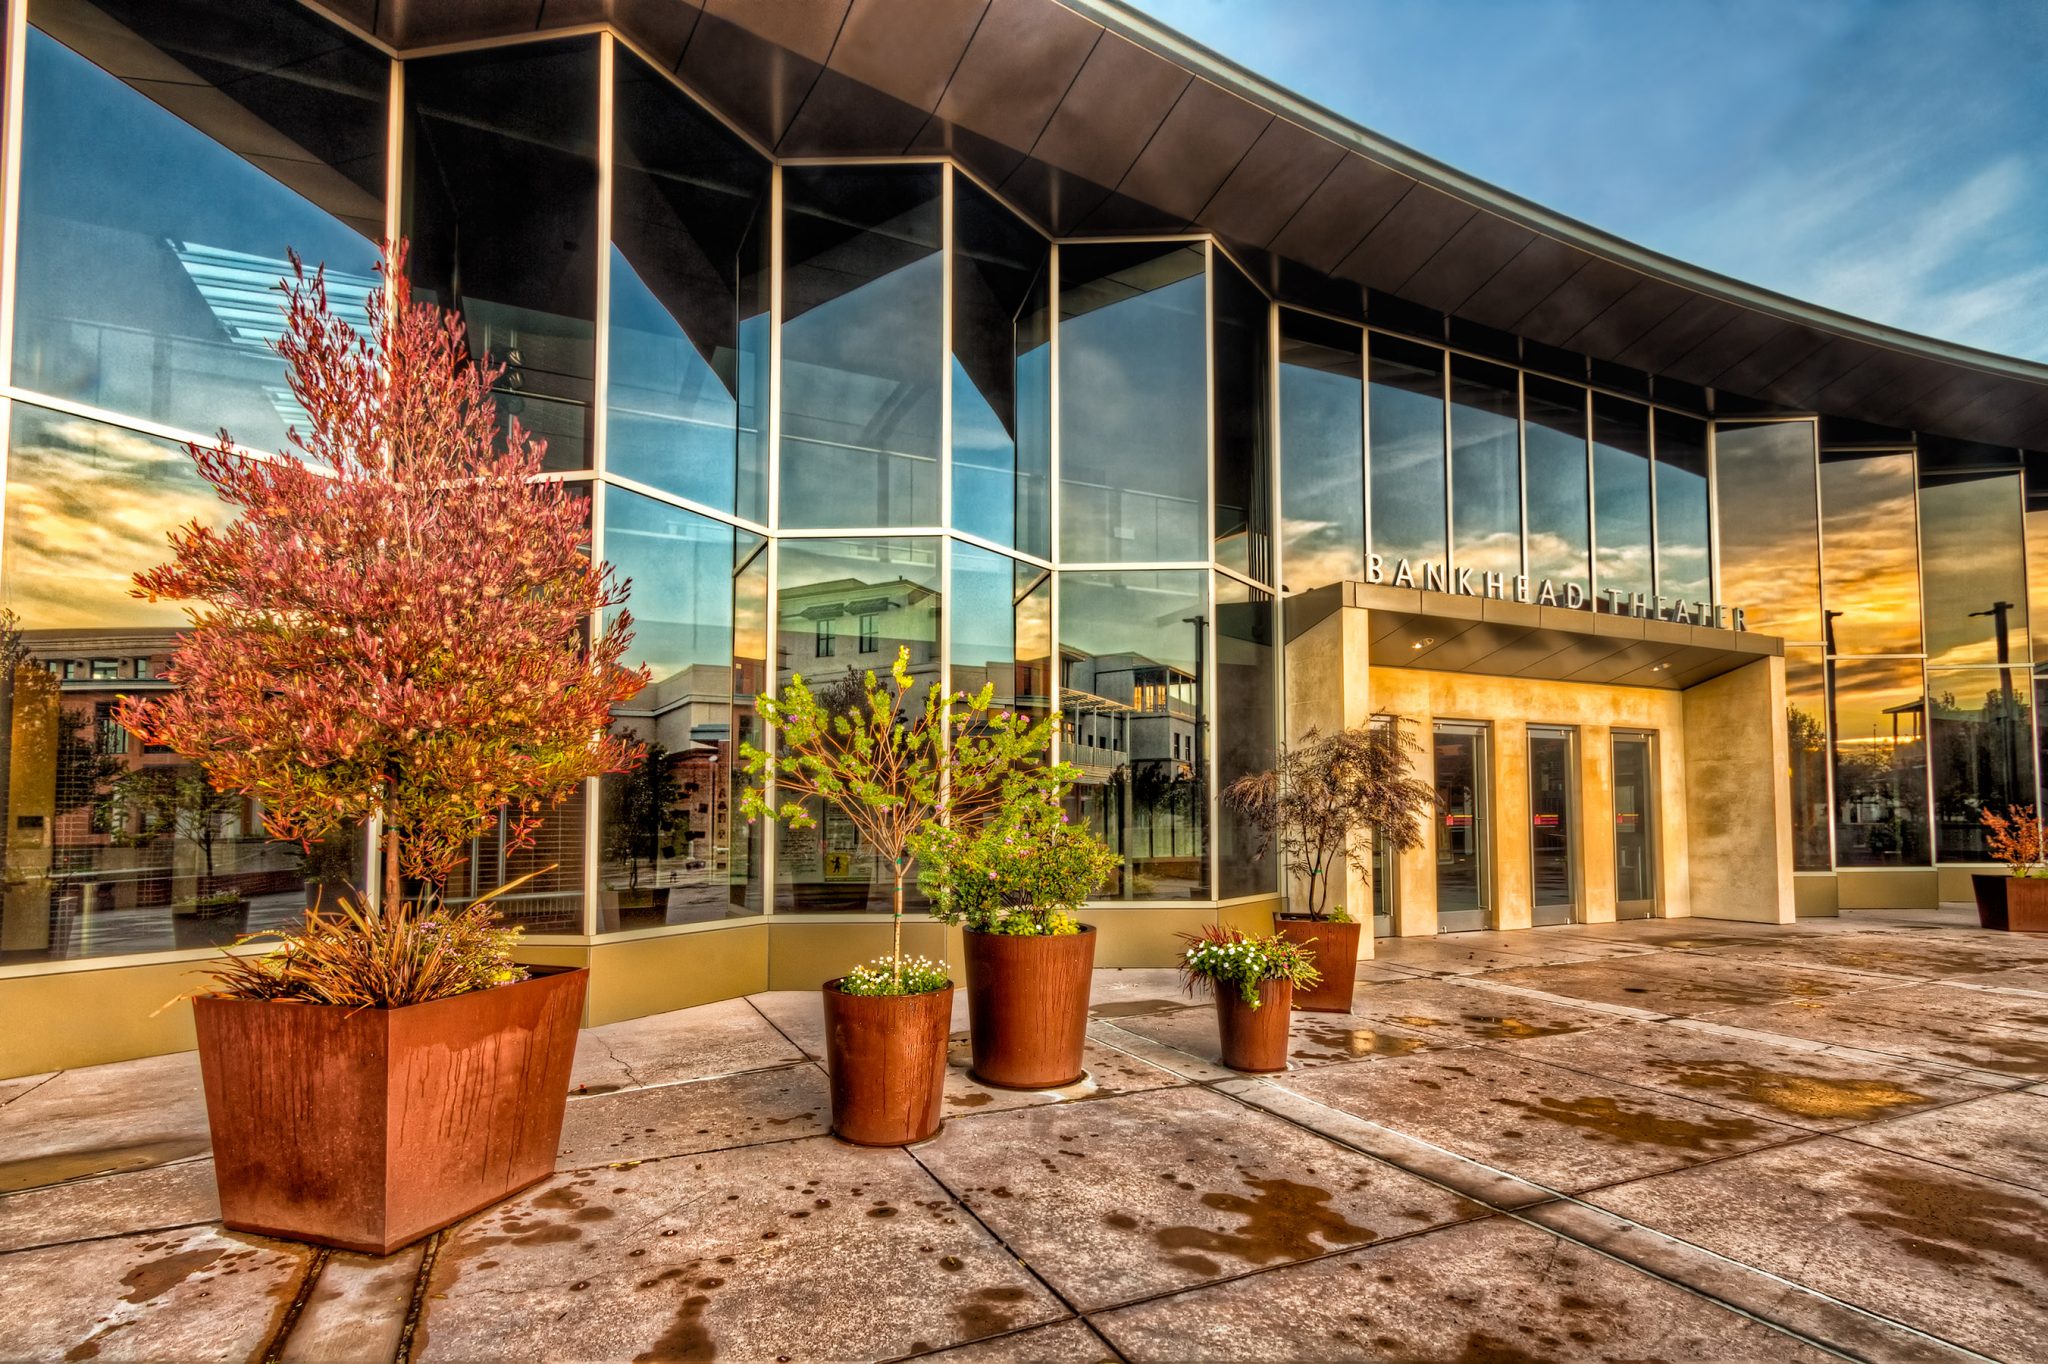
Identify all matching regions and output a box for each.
[891,860,905,989]
[383,825,402,921]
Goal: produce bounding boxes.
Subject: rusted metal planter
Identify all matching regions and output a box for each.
[1273,914,1361,1013]
[1214,978,1294,1072]
[2007,876,2048,932]
[192,965,586,1256]
[963,925,1095,1089]
[822,981,953,1146]
[1971,874,2010,931]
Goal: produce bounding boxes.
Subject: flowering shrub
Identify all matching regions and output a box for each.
[837,954,951,997]
[912,777,1120,937]
[1178,925,1320,1008]
[1982,805,2045,877]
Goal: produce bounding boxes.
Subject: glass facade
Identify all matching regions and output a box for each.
[2,3,2044,972]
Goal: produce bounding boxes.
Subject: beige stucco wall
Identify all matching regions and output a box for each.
[1680,658,1795,924]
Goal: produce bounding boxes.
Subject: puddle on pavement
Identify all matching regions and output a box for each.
[0,1138,210,1194]
[1293,1026,1427,1060]
[1148,1176,1377,1268]
[1457,1014,1580,1041]
[1850,1165,2048,1273]
[1498,1094,1766,1152]
[1645,1058,1931,1122]
[119,1244,223,1304]
[952,1284,1034,1339]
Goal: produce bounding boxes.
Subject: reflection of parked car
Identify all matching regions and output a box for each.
[684,859,706,871]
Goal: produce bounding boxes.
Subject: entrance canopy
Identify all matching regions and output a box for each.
[1287,582,1782,691]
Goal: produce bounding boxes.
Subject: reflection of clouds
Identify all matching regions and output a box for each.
[1280,514,1362,591]
[1595,542,1652,594]
[1829,658,1925,741]
[3,411,218,630]
[1820,456,1922,654]
[1918,473,2026,666]
[1454,529,1520,576]
[1526,530,1589,588]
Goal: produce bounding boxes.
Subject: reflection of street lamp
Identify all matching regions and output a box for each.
[1824,610,1844,840]
[1969,602,2018,803]
[1183,614,1207,874]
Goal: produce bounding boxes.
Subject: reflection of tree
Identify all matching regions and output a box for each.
[1930,681,2031,858]
[1836,743,1921,863]
[101,765,240,895]
[603,741,688,891]
[1786,702,1828,866]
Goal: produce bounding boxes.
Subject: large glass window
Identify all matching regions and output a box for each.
[1523,376,1590,601]
[605,47,770,520]
[408,37,600,474]
[1449,357,1520,580]
[773,538,940,910]
[1786,648,1831,870]
[1059,243,1207,564]
[1592,395,1652,608]
[2027,453,2048,670]
[1216,576,1277,898]
[1367,335,1446,572]
[951,175,1050,557]
[1920,462,2029,670]
[1213,257,1272,582]
[1928,668,2034,862]
[1820,451,1921,657]
[1653,412,1710,608]
[1059,571,1208,900]
[13,1,385,450]
[1277,312,1364,594]
[779,167,944,529]
[1715,422,1821,644]
[597,490,761,929]
[1829,657,1929,867]
[951,542,1050,722]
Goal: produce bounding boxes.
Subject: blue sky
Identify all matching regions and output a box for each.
[1132,0,2048,363]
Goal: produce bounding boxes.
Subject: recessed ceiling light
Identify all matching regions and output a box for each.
[1411,637,1434,650]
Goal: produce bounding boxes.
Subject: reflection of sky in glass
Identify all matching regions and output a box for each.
[2,405,217,631]
[1279,355,1364,592]
[606,247,737,512]
[951,355,1014,547]
[1450,362,1520,576]
[1820,453,1921,655]
[950,542,1016,696]
[1368,353,1445,566]
[1919,471,2028,668]
[1057,571,1204,674]
[601,487,737,686]
[1653,415,1710,604]
[1716,423,1821,643]
[1524,382,1589,595]
[1593,398,1651,601]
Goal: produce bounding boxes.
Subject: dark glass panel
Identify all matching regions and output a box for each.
[0,404,346,961]
[780,167,943,529]
[1928,667,2034,862]
[1216,576,1276,898]
[1715,421,1821,644]
[597,489,760,928]
[1592,394,1651,609]
[1652,412,1710,608]
[1920,468,2029,669]
[1819,451,1921,656]
[1058,243,1207,563]
[1368,334,1446,571]
[1529,729,1575,914]
[773,537,940,911]
[952,175,1050,556]
[1449,356,1520,580]
[1213,257,1271,582]
[1522,375,1590,601]
[14,3,384,448]
[1278,311,1364,594]
[1611,733,1654,903]
[605,48,769,518]
[1786,648,1831,870]
[1829,656,1929,867]
[1059,570,1208,900]
[408,37,599,473]
[1435,723,1491,924]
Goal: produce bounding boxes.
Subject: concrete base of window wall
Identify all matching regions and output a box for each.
[1794,873,1841,917]
[1836,869,1940,911]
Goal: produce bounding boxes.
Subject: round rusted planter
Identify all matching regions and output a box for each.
[1214,978,1294,1072]
[963,924,1096,1089]
[822,980,954,1146]
[1274,914,1361,1013]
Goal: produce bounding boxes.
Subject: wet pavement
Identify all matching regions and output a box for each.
[3,907,2047,1361]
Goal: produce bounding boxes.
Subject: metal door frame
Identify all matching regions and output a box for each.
[1528,724,1579,926]
[1612,728,1658,920]
[1433,720,1492,933]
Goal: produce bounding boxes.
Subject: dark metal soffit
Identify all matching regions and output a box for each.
[310,0,2048,449]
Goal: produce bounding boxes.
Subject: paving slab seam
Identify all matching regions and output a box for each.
[1931,979,2048,1002]
[0,1151,217,1203]
[391,1228,444,1364]
[1440,976,1674,1022]
[0,1072,59,1108]
[884,1313,1124,1364]
[260,1245,330,1364]
[1668,1018,2037,1089]
[554,1120,836,1177]
[567,1054,818,1102]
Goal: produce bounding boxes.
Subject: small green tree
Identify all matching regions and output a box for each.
[739,647,1050,990]
[912,766,1120,935]
[103,763,243,896]
[603,740,689,891]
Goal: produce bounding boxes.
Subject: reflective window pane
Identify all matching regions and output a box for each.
[598,489,761,928]
[1829,657,1929,867]
[773,538,940,910]
[1278,311,1364,594]
[1368,335,1446,570]
[1059,243,1207,563]
[14,4,384,449]
[1920,467,2029,669]
[2028,453,2048,670]
[409,38,600,473]
[605,48,769,518]
[1928,668,2034,862]
[1592,395,1652,608]
[1653,412,1710,607]
[1213,256,1272,581]
[1820,451,1921,656]
[1786,648,1831,870]
[780,167,943,529]
[952,175,1050,557]
[1449,356,1520,579]
[1716,421,1821,644]
[1523,375,1590,600]
[1216,576,1277,898]
[1059,571,1208,900]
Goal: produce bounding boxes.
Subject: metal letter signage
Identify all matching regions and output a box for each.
[1362,557,1745,631]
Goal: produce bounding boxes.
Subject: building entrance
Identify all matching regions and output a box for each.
[1613,730,1658,919]
[1434,721,1491,932]
[1529,726,1578,925]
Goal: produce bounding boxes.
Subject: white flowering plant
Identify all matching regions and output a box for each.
[1178,925,1320,1008]
[838,954,951,997]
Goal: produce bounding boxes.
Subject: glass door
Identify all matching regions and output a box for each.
[1434,722,1490,932]
[1612,731,1657,919]
[1370,716,1395,937]
[1529,726,1577,925]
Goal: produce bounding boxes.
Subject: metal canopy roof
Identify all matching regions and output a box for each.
[311,0,2048,449]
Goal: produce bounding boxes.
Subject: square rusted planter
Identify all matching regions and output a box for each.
[192,965,586,1255]
[2007,877,2048,933]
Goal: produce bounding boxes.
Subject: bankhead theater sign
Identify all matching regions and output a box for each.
[1363,556,1751,632]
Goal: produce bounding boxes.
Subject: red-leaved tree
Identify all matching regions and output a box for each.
[119,246,647,916]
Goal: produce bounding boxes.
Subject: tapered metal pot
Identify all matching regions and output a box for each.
[1214,977,1294,1072]
[963,925,1096,1089]
[1273,914,1361,1013]
[822,981,953,1146]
